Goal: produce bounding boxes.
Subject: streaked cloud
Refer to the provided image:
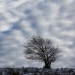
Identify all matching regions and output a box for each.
[0,0,75,68]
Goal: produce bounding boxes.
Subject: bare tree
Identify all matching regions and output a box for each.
[24,36,61,69]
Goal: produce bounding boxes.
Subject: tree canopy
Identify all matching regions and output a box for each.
[24,36,61,68]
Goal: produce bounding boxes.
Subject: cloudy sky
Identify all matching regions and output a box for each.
[0,0,75,68]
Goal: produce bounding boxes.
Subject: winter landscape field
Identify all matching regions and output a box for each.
[0,67,75,75]
[0,0,75,75]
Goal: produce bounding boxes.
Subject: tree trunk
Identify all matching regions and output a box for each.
[44,61,51,69]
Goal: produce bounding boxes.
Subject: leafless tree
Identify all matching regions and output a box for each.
[24,36,61,69]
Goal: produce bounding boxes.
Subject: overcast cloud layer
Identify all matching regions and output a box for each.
[0,0,75,68]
